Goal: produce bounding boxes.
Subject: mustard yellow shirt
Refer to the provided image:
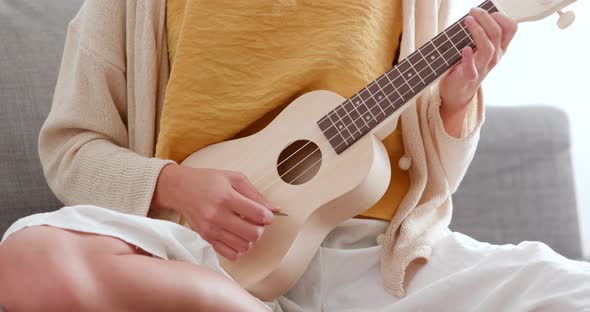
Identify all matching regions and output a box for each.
[160,0,409,221]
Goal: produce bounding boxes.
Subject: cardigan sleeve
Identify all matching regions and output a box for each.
[425,87,484,193]
[426,0,486,193]
[38,1,173,216]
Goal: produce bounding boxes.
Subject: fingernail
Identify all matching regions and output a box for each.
[465,16,474,27]
[272,206,286,215]
[265,202,281,212]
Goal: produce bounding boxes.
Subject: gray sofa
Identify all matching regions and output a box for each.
[0,1,583,260]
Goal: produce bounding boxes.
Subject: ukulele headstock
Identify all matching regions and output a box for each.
[492,0,578,29]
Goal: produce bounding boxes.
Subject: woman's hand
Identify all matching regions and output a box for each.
[439,8,518,137]
[151,164,281,261]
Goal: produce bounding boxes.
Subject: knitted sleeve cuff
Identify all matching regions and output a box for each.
[427,85,485,192]
[47,136,175,217]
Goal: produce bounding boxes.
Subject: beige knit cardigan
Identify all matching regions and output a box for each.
[39,0,484,297]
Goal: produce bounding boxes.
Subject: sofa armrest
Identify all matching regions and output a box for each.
[451,105,582,260]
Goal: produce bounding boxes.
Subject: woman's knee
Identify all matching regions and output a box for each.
[0,226,92,310]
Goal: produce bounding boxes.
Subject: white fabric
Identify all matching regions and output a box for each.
[3,205,590,311]
[1,205,272,310]
[278,220,590,311]
[2,205,220,270]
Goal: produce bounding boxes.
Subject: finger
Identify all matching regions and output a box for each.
[231,173,281,213]
[465,15,494,74]
[211,240,240,261]
[470,8,502,50]
[217,229,252,253]
[231,190,273,225]
[461,46,478,81]
[470,8,502,67]
[223,212,265,243]
[492,12,518,51]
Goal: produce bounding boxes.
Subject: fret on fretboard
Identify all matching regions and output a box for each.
[318,0,498,154]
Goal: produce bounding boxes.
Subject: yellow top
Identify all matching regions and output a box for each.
[160,0,409,221]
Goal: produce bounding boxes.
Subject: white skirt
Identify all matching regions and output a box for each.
[3,205,590,311]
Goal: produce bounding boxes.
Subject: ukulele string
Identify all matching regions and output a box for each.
[257,15,479,193]
[259,57,441,192]
[259,12,478,178]
[225,11,481,193]
[233,5,487,177]
[254,13,479,193]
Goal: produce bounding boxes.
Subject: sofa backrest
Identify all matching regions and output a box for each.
[452,106,582,259]
[0,0,84,232]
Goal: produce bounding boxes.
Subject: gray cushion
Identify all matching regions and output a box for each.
[452,106,582,259]
[0,0,83,233]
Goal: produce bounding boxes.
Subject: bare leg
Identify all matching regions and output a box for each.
[0,226,269,312]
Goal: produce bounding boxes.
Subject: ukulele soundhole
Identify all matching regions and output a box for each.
[277,140,322,185]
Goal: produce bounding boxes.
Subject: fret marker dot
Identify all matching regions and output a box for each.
[378,95,383,100]
[356,101,361,105]
[431,55,435,60]
[408,73,413,77]
[365,115,371,120]
[338,125,343,130]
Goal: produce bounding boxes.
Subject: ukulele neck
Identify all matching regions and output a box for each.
[317,0,498,155]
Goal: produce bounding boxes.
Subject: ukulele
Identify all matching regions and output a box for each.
[182,0,578,301]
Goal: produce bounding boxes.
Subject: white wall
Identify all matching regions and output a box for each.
[450,1,590,258]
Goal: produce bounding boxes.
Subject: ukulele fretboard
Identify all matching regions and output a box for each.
[318,0,498,154]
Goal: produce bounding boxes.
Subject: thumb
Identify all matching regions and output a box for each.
[231,173,282,213]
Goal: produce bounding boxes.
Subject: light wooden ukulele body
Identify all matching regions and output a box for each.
[184,90,391,300]
[181,0,578,301]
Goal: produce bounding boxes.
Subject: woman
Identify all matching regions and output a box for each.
[1,0,589,311]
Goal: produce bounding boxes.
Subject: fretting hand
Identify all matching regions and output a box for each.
[439,8,518,137]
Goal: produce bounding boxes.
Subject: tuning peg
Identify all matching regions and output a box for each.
[557,10,576,29]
